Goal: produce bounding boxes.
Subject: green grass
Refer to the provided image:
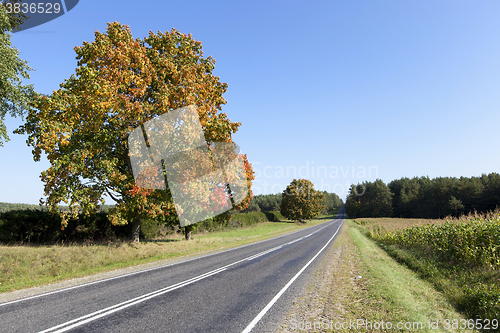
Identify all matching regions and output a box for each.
[364,214,500,323]
[346,220,472,332]
[0,218,327,293]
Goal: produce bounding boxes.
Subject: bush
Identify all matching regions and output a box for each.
[138,218,163,239]
[229,211,285,228]
[0,210,68,243]
[263,211,284,222]
[0,209,287,244]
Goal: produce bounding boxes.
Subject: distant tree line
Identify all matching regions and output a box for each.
[243,194,282,212]
[345,173,500,219]
[244,191,343,215]
[0,202,48,213]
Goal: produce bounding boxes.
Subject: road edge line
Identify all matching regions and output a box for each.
[241,219,345,333]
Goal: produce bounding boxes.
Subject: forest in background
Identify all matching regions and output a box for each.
[346,172,500,219]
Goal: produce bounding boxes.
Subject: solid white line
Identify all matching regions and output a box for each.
[37,221,337,333]
[241,219,345,333]
[0,220,335,308]
[246,246,282,261]
[39,267,227,333]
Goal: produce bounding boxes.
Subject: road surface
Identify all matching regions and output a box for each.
[0,208,345,333]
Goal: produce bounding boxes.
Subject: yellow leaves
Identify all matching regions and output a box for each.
[18,21,252,231]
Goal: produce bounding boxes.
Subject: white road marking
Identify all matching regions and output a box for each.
[0,221,332,308]
[241,219,345,333]
[39,267,228,333]
[36,220,337,333]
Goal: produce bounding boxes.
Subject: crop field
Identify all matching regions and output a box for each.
[354,212,500,322]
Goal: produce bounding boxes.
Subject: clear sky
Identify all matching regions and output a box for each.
[1,0,500,204]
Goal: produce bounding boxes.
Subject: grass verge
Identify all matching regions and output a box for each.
[0,217,331,294]
[279,220,472,332]
[362,214,500,325]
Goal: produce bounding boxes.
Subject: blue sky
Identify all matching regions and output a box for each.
[1,0,500,204]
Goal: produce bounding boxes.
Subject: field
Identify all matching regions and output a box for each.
[353,217,446,233]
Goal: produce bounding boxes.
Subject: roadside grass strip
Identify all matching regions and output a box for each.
[348,221,473,332]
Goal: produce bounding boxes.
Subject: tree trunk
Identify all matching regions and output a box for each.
[184,225,192,241]
[131,216,141,243]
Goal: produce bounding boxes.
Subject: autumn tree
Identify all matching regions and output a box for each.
[16,22,254,242]
[0,3,35,146]
[280,179,324,222]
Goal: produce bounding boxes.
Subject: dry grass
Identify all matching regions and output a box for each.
[353,217,444,233]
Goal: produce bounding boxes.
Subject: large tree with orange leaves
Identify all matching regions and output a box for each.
[16,22,254,242]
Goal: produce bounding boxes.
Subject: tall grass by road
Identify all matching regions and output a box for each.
[356,212,500,323]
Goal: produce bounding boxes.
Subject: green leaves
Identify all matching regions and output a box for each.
[16,22,254,231]
[280,179,324,221]
[0,5,36,146]
[345,179,393,219]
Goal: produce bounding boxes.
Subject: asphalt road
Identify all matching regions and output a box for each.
[0,208,345,333]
